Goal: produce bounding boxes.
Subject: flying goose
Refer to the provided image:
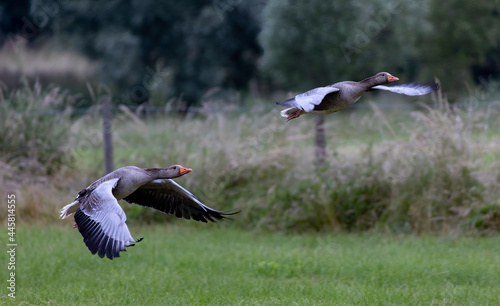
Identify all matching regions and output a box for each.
[277,72,439,121]
[60,165,236,259]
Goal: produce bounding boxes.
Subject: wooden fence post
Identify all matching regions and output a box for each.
[101,95,114,174]
[315,114,326,164]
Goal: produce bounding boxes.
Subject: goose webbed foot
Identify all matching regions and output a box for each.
[129,237,144,247]
[286,109,303,122]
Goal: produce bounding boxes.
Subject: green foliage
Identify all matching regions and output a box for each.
[259,0,428,90]
[53,0,263,105]
[422,0,500,98]
[0,82,74,175]
[4,0,497,103]
[466,204,500,234]
[259,0,500,98]
[9,225,500,304]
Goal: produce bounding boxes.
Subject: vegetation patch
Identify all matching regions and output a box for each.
[6,225,500,304]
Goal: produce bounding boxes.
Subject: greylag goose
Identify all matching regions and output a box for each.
[60,165,236,259]
[277,72,439,121]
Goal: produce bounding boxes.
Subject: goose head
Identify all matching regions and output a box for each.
[376,72,399,84]
[145,165,192,179]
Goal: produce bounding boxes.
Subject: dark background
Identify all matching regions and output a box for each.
[1,0,499,107]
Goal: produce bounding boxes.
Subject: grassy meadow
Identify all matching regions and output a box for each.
[3,225,500,304]
[1,82,500,304]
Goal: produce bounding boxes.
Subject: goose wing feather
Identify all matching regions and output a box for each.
[74,178,136,259]
[123,179,237,223]
[371,83,439,96]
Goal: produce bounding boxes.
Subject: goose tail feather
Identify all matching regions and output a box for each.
[280,108,298,118]
[60,200,79,219]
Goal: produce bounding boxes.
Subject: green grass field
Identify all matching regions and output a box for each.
[4,224,500,305]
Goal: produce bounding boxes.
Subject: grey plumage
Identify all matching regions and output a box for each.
[277,72,439,121]
[60,165,237,259]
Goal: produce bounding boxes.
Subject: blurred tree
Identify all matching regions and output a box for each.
[0,0,31,45]
[52,0,263,106]
[421,0,500,98]
[171,3,263,105]
[259,0,428,91]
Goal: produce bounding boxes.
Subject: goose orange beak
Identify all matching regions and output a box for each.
[387,74,399,82]
[179,167,192,175]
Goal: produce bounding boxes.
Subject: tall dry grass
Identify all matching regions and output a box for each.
[0,82,80,221]
[98,92,500,234]
[2,83,500,234]
[0,81,75,175]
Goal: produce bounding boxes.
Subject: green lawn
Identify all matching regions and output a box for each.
[4,224,500,305]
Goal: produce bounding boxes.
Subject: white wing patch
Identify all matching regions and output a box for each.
[295,87,340,112]
[280,108,297,118]
[60,200,79,219]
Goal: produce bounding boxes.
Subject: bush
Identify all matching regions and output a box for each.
[0,81,75,175]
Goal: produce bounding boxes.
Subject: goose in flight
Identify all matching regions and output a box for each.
[277,72,439,121]
[60,165,237,259]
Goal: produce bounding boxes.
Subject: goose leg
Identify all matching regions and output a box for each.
[286,109,303,122]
